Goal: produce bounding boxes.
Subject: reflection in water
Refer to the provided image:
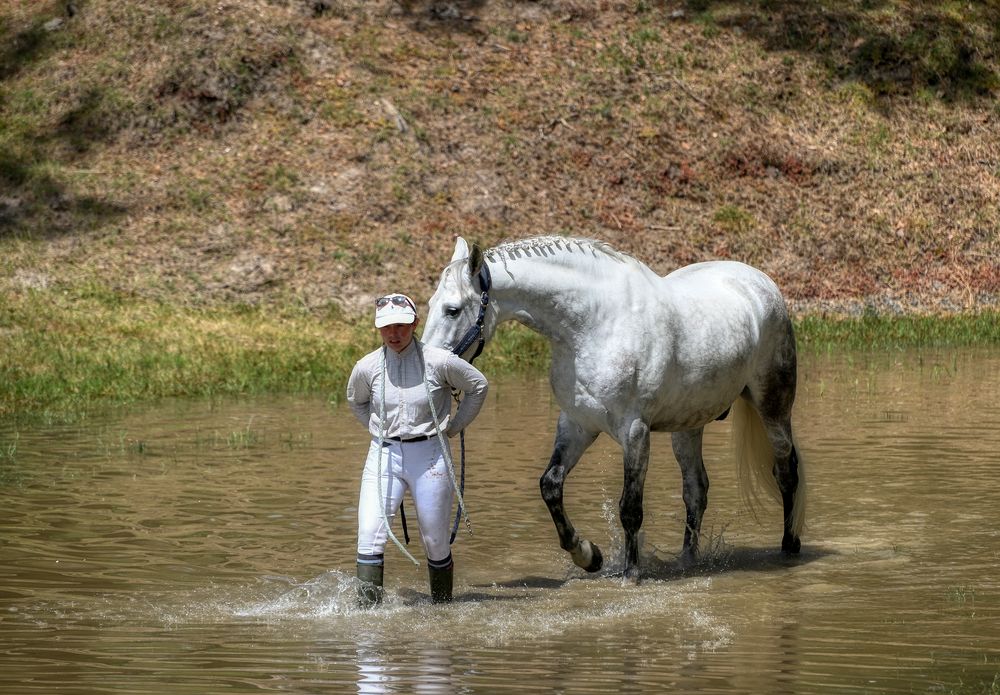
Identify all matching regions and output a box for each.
[355,640,454,695]
[356,639,392,695]
[0,349,999,693]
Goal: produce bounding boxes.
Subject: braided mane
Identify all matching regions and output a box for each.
[484,236,634,266]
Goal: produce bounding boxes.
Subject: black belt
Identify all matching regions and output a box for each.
[382,434,431,445]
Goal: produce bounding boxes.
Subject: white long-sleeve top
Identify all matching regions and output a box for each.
[346,339,489,440]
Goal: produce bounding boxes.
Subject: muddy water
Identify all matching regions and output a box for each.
[1,349,998,694]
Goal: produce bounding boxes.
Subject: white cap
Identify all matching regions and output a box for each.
[374,293,418,328]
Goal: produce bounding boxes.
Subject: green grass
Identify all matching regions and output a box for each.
[795,312,1000,351]
[938,672,1000,695]
[0,433,21,486]
[0,286,375,421]
[1,283,998,421]
[0,283,555,421]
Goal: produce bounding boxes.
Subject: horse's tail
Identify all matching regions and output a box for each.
[731,398,806,536]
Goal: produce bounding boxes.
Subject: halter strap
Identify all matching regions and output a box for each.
[447,260,490,542]
[451,262,492,363]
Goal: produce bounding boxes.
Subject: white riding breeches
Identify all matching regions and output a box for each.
[357,438,454,564]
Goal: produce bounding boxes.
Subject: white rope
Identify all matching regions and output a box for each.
[376,347,420,566]
[417,342,473,537]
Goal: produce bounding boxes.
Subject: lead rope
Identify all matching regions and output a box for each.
[376,347,420,566]
[452,400,466,544]
[444,262,490,542]
[419,342,473,538]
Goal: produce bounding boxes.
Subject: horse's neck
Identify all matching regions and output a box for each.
[488,258,607,345]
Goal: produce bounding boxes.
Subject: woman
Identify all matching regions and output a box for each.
[346,293,488,606]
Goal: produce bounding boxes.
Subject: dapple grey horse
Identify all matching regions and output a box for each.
[422,236,805,582]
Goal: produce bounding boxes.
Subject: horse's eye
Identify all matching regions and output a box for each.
[444,306,461,318]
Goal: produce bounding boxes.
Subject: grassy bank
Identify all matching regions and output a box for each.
[1,285,997,421]
[0,287,370,420]
[0,285,553,421]
[796,312,1000,351]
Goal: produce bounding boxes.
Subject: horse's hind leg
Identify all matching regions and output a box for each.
[619,418,651,583]
[671,427,708,567]
[540,412,601,572]
[764,416,803,554]
[756,336,805,554]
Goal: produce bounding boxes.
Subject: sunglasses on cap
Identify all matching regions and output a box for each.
[375,295,416,312]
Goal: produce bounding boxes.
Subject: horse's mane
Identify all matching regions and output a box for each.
[484,236,636,267]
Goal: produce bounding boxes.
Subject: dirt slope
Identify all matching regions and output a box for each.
[2,0,998,317]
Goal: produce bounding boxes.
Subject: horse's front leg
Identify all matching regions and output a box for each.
[620,418,651,584]
[540,413,601,572]
[671,428,708,568]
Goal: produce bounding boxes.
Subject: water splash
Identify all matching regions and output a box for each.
[232,571,358,619]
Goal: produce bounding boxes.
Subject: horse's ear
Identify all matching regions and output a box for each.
[450,237,470,263]
[468,243,484,276]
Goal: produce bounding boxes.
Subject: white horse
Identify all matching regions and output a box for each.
[421,236,806,582]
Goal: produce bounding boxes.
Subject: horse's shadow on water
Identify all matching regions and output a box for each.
[395,547,832,605]
[463,545,834,600]
[641,544,832,582]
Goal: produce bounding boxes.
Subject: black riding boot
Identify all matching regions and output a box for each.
[427,555,454,604]
[356,562,384,608]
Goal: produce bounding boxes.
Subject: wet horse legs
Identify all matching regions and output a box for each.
[765,417,803,554]
[619,418,651,583]
[539,413,601,572]
[755,324,805,554]
[671,428,709,566]
[540,415,654,582]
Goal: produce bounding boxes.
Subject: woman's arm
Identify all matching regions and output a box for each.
[346,355,374,428]
[444,355,489,436]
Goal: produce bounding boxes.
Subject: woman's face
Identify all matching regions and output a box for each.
[379,318,419,353]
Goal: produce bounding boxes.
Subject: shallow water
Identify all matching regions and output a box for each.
[1,349,999,694]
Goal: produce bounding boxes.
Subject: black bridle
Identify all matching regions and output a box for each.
[446,260,491,544]
[450,261,492,363]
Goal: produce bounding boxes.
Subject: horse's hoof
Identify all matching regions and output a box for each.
[622,567,641,586]
[571,540,603,573]
[678,548,698,571]
[586,543,604,573]
[782,535,801,554]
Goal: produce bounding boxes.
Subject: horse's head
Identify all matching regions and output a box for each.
[421,237,496,361]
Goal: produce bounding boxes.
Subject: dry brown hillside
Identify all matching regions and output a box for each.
[2,0,999,318]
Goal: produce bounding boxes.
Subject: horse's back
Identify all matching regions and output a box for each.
[663,259,781,297]
[661,260,789,332]
[636,260,795,429]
